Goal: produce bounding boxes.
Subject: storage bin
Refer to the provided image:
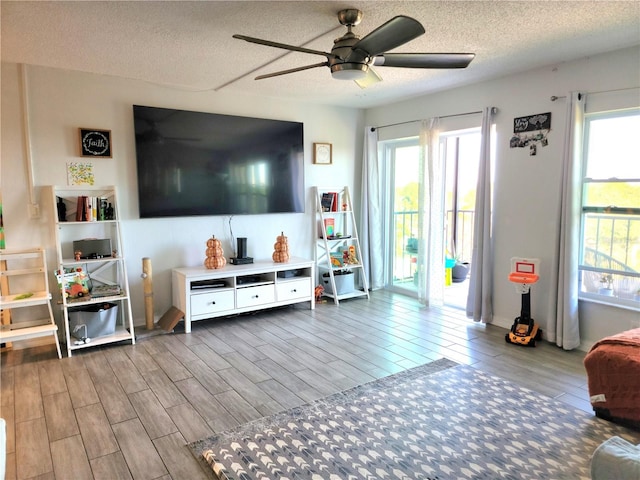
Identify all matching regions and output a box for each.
[69,302,118,339]
[323,272,354,295]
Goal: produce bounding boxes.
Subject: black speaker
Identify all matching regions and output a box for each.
[237,237,247,258]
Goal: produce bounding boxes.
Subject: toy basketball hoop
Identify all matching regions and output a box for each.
[509,257,539,294]
[506,257,542,347]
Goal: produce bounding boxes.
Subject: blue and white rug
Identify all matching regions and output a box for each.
[190,358,640,479]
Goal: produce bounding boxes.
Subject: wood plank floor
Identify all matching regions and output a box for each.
[1,290,591,480]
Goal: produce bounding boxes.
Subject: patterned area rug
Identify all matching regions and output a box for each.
[189,358,640,480]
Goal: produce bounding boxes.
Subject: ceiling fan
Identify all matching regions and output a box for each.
[233,9,475,88]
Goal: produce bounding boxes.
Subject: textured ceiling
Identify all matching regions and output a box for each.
[2,1,639,108]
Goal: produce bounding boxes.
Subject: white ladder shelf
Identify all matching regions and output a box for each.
[0,248,62,358]
[314,186,369,305]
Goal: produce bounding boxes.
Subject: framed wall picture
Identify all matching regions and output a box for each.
[313,142,332,164]
[79,128,112,157]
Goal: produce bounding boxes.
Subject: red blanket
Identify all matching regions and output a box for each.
[584,328,640,423]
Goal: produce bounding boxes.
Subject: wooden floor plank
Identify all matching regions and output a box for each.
[109,358,149,394]
[0,365,15,407]
[174,377,238,433]
[38,360,67,397]
[2,402,15,454]
[183,359,232,396]
[151,351,193,382]
[64,368,100,409]
[125,345,160,375]
[152,432,211,480]
[15,417,53,479]
[93,378,137,425]
[90,451,133,480]
[219,350,271,383]
[141,369,187,409]
[82,350,118,385]
[165,402,214,444]
[75,403,120,460]
[215,366,282,415]
[50,434,93,480]
[128,389,178,440]
[13,363,44,422]
[187,342,232,371]
[214,389,263,424]
[4,451,16,480]
[111,418,168,480]
[43,391,80,442]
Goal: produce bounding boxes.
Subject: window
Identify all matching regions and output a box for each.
[579,108,640,308]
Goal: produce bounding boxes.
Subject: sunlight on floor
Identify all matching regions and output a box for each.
[445,278,469,310]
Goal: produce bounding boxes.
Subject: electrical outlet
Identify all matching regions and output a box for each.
[28,203,40,218]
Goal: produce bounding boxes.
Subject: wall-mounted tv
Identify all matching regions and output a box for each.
[132,105,304,218]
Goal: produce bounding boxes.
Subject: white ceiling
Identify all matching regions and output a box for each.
[2,1,639,109]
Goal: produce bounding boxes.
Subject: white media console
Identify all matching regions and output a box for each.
[172,257,315,332]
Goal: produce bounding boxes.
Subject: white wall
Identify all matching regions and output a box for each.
[365,46,640,350]
[1,63,364,326]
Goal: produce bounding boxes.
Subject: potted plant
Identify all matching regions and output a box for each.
[598,274,614,296]
[452,261,470,282]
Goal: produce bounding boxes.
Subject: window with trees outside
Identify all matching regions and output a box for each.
[579,108,640,309]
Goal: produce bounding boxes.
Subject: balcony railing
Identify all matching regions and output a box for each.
[580,212,640,304]
[393,209,475,283]
[392,209,640,305]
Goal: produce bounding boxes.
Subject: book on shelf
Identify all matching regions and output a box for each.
[321,193,333,212]
[73,196,111,222]
[75,196,84,221]
[91,284,122,298]
[330,252,344,267]
[321,192,339,212]
[329,192,338,212]
[91,197,98,221]
[98,197,108,220]
[323,218,335,237]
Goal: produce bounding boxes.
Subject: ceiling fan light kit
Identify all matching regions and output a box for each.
[233,9,475,87]
[331,63,368,80]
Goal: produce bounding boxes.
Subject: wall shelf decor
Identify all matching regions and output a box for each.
[79,128,112,157]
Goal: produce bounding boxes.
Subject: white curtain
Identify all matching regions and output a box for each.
[360,126,384,290]
[547,92,583,349]
[466,107,495,322]
[417,118,445,306]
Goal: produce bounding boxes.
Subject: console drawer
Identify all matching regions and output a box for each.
[236,284,275,308]
[276,278,311,301]
[191,290,235,316]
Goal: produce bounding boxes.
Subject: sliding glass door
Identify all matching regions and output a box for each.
[442,129,481,308]
[382,139,420,295]
[382,129,481,304]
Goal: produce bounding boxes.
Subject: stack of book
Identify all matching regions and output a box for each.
[75,196,113,221]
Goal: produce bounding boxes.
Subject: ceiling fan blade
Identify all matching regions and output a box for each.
[255,61,329,80]
[349,16,425,59]
[233,34,336,59]
[354,67,382,89]
[373,53,475,69]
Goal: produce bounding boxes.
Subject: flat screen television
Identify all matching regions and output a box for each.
[132,105,304,218]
